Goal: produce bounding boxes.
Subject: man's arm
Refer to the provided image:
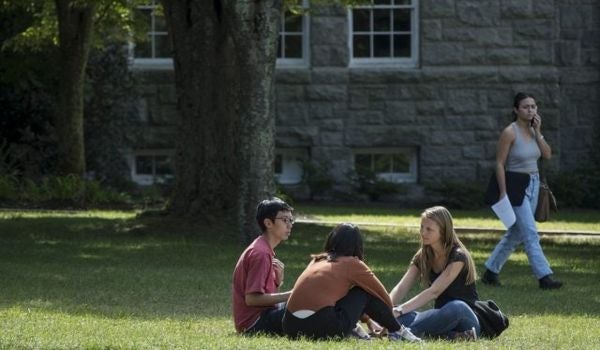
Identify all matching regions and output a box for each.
[245,291,291,307]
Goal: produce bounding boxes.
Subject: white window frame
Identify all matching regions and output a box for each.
[127,149,175,186]
[348,0,419,68]
[274,148,309,185]
[129,1,173,69]
[276,0,310,68]
[353,148,418,183]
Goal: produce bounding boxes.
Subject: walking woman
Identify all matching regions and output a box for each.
[282,223,420,342]
[482,92,562,289]
[390,206,480,340]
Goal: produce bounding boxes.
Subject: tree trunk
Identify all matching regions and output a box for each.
[161,0,281,243]
[54,0,95,176]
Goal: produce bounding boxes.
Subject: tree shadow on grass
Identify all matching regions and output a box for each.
[0,216,598,322]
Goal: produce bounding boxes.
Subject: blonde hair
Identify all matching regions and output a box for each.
[412,206,477,285]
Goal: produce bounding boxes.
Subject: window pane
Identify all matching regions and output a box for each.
[277,35,283,58]
[284,13,303,33]
[135,156,153,175]
[373,9,391,32]
[374,0,392,5]
[154,34,171,58]
[284,35,302,58]
[135,39,152,58]
[154,14,167,32]
[392,154,410,172]
[355,154,372,172]
[394,0,412,5]
[274,154,283,174]
[353,35,370,57]
[393,9,411,31]
[373,34,391,57]
[393,34,411,57]
[155,156,173,175]
[353,9,370,32]
[374,154,392,173]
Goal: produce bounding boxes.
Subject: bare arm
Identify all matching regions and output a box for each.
[389,264,419,305]
[245,290,291,307]
[496,127,515,200]
[393,262,464,315]
[532,114,551,159]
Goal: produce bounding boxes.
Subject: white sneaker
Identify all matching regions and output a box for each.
[388,325,422,342]
[350,323,371,341]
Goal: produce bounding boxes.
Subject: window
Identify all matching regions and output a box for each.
[354,148,418,183]
[349,0,419,67]
[274,148,308,185]
[131,1,172,67]
[277,1,310,67]
[127,150,174,185]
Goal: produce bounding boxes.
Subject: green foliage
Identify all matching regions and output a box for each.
[424,179,486,210]
[0,175,131,207]
[550,170,600,209]
[348,168,405,201]
[275,180,295,206]
[301,160,335,200]
[84,44,141,185]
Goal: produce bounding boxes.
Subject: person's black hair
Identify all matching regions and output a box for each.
[255,197,293,232]
[512,92,536,121]
[312,223,364,262]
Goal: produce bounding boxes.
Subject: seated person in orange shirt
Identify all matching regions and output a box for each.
[282,223,421,342]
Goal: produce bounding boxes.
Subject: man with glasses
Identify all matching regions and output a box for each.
[232,197,295,335]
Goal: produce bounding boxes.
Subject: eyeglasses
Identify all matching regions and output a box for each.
[275,217,295,225]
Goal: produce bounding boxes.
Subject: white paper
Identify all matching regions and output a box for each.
[491,195,516,229]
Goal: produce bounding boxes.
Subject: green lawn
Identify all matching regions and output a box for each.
[294,203,600,233]
[1,209,599,349]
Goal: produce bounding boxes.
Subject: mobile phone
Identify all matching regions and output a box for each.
[530,117,535,127]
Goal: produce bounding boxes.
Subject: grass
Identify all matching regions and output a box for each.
[293,203,600,232]
[1,209,599,349]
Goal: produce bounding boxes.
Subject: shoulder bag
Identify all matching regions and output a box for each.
[470,299,509,339]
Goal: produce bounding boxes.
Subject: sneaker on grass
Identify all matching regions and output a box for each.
[388,325,422,342]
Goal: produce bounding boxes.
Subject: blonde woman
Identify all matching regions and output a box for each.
[389,206,480,340]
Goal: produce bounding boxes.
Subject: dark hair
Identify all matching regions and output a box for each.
[312,223,364,262]
[512,92,536,121]
[256,197,293,232]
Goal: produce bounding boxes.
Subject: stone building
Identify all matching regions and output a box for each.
[128,0,599,200]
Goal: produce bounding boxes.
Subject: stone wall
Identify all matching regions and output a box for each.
[135,0,599,193]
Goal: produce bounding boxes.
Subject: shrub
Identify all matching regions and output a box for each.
[550,169,600,209]
[302,160,334,200]
[425,179,486,209]
[348,168,405,201]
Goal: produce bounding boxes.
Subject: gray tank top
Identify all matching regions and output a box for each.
[506,123,540,173]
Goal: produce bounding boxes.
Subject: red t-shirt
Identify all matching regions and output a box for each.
[232,235,279,332]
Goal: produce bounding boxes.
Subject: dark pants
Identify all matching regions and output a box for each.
[282,287,400,340]
[245,305,286,336]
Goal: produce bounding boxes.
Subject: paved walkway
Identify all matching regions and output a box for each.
[295,218,600,239]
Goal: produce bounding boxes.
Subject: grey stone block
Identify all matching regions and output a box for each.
[556,41,581,66]
[275,69,312,84]
[312,17,347,45]
[463,145,485,159]
[560,68,599,84]
[416,100,446,115]
[312,45,349,67]
[533,0,555,19]
[306,85,348,101]
[276,86,305,102]
[421,0,456,18]
[275,126,319,147]
[319,119,344,132]
[560,5,594,28]
[384,101,417,123]
[530,41,555,65]
[319,131,344,146]
[422,43,464,65]
[276,102,309,125]
[423,20,443,41]
[308,102,335,119]
[456,0,500,27]
[514,20,555,41]
[446,89,487,114]
[348,110,384,125]
[422,67,499,84]
[487,48,531,65]
[311,68,349,84]
[501,0,532,18]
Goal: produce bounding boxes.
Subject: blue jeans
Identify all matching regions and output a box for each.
[397,300,480,338]
[485,173,553,279]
